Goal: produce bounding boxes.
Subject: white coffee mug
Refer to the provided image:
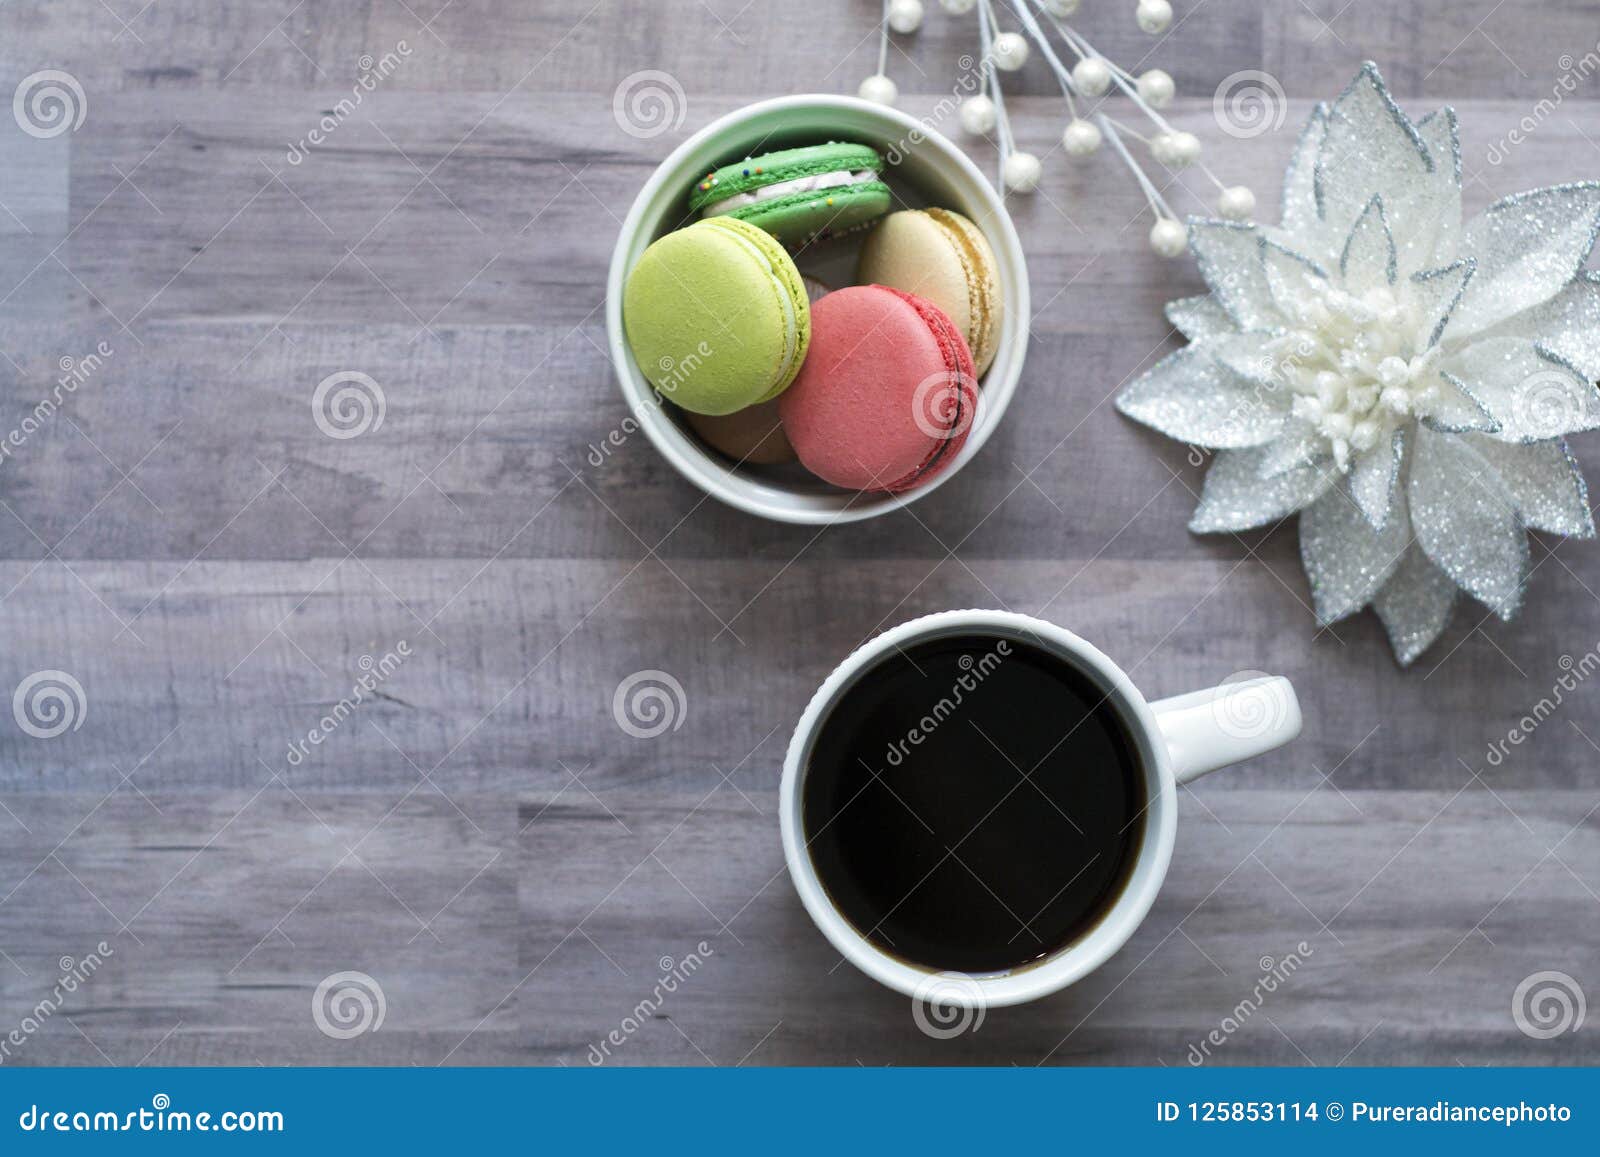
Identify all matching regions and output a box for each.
[779,610,1303,1008]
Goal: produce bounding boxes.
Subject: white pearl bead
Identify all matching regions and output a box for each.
[1042,0,1081,15]
[857,73,899,106]
[1136,69,1174,108]
[1161,130,1200,168]
[887,0,924,34]
[1061,118,1102,157]
[1136,0,1173,34]
[1149,218,1188,257]
[1217,185,1256,220]
[1071,56,1112,96]
[939,0,976,12]
[959,94,997,135]
[992,31,1030,71]
[1003,151,1043,193]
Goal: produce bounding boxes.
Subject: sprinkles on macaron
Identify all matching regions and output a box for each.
[688,141,892,250]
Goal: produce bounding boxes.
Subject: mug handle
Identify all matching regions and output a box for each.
[1148,675,1302,784]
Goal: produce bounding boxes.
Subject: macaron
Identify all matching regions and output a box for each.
[689,143,893,250]
[683,399,796,465]
[857,208,1003,375]
[622,216,811,415]
[779,285,978,494]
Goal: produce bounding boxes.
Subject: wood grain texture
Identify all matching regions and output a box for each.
[0,0,1597,1067]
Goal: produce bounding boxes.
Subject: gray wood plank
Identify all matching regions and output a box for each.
[1,790,1594,1065]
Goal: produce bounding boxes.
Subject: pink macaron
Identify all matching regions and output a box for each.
[778,285,978,493]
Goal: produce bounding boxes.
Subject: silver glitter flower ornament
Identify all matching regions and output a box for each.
[1117,62,1600,665]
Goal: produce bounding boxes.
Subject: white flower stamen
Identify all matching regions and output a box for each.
[1270,268,1447,472]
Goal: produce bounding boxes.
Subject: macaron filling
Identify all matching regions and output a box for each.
[700,170,881,218]
[885,288,978,491]
[705,220,802,388]
[927,209,998,376]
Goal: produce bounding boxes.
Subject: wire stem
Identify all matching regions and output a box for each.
[1098,113,1176,221]
[877,0,890,76]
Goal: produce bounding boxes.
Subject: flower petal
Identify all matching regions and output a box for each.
[1439,337,1600,441]
[1256,422,1322,478]
[1340,194,1398,290]
[1448,183,1600,338]
[1316,63,1433,258]
[1409,258,1475,349]
[1373,546,1458,666]
[1465,435,1595,539]
[1479,271,1600,381]
[1299,477,1412,624]
[1261,238,1331,321]
[1211,331,1290,387]
[1410,108,1463,272]
[1189,445,1338,533]
[1188,220,1282,331]
[1426,372,1500,434]
[1408,425,1528,617]
[1166,295,1237,342]
[1279,102,1329,240]
[1350,427,1404,528]
[1116,347,1287,449]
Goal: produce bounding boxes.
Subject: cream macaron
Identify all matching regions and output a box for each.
[857,208,1003,375]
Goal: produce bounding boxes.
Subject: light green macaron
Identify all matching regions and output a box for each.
[623,217,812,415]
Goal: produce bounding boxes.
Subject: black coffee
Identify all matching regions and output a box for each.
[802,633,1146,974]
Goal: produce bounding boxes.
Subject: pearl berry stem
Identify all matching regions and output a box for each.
[869,0,1251,252]
[888,0,925,33]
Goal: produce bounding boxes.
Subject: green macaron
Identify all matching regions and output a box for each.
[622,216,812,416]
[688,142,893,250]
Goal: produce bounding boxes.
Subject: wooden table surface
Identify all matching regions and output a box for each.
[0,0,1596,1067]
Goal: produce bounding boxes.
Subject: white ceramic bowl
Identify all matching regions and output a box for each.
[606,95,1030,525]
